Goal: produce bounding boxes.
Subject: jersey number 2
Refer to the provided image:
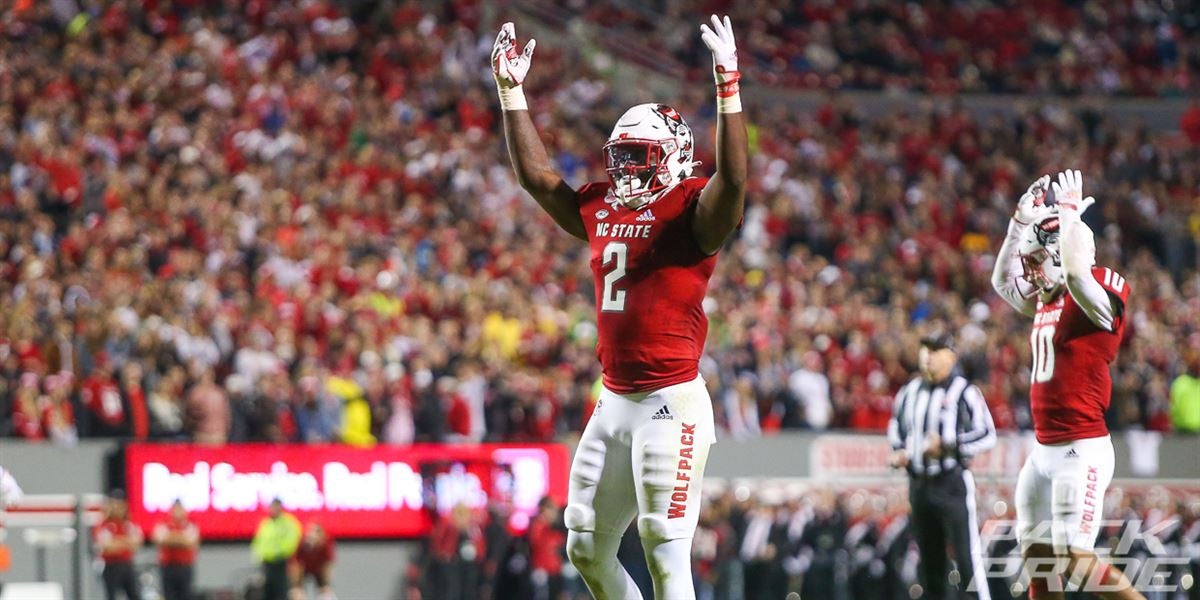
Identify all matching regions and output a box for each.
[601,242,627,312]
[1030,325,1056,383]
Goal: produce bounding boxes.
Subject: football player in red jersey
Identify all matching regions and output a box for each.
[992,170,1145,600]
[492,15,747,600]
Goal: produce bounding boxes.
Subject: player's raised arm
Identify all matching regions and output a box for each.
[1052,170,1125,331]
[990,175,1050,317]
[693,15,748,255]
[491,22,587,241]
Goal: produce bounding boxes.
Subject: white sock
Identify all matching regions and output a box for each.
[642,536,696,600]
[566,530,643,600]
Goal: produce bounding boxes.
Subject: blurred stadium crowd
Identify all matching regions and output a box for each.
[535,0,1200,95]
[2,0,1200,449]
[415,484,1200,600]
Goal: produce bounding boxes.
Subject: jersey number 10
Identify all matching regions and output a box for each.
[602,242,628,312]
[1030,325,1056,383]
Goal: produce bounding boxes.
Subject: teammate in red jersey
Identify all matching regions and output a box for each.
[492,15,747,600]
[992,170,1145,600]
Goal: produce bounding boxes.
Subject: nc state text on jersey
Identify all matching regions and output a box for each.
[1034,306,1063,326]
[595,222,653,239]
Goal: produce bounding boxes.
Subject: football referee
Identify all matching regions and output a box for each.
[888,332,997,599]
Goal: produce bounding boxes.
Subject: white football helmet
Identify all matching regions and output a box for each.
[1018,214,1065,293]
[603,103,698,210]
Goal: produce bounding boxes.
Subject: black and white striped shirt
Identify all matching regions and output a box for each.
[887,373,997,476]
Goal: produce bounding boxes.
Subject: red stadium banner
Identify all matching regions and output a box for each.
[809,434,1036,478]
[124,443,569,540]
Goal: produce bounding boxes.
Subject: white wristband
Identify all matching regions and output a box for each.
[717,92,742,114]
[497,85,528,111]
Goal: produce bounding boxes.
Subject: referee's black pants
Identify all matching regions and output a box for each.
[909,468,989,600]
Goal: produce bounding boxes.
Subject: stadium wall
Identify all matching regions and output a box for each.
[9,434,1195,498]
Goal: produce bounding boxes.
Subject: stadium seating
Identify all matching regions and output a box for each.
[0,1,1196,449]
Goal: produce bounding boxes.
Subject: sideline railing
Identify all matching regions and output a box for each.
[1,493,105,600]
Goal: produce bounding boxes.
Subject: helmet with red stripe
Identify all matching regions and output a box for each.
[603,103,697,210]
[1019,214,1066,293]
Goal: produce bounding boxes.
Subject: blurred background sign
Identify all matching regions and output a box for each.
[124,443,569,539]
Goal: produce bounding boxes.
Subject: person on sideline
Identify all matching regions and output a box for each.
[152,500,199,600]
[251,498,302,600]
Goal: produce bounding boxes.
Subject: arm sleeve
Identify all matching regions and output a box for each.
[1059,212,1129,332]
[991,220,1038,317]
[886,386,907,451]
[957,385,997,458]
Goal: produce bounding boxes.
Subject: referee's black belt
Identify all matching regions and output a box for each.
[907,465,965,481]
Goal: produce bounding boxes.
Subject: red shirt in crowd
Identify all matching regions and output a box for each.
[527,516,564,576]
[94,517,143,563]
[123,381,150,440]
[1181,102,1200,145]
[153,519,199,566]
[82,374,125,427]
[428,512,485,563]
[12,391,44,440]
[294,533,335,577]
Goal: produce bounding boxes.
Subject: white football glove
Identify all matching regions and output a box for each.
[1051,169,1095,216]
[1054,169,1099,276]
[700,14,738,86]
[700,15,741,112]
[491,22,535,110]
[1014,174,1054,225]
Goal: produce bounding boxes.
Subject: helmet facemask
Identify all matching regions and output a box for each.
[604,138,678,210]
[604,103,696,211]
[1019,216,1065,294]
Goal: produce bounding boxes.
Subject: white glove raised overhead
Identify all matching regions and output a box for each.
[491,22,535,111]
[1013,174,1054,225]
[1053,169,1099,277]
[1051,169,1095,216]
[699,14,741,113]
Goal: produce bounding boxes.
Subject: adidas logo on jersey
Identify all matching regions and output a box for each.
[652,404,673,420]
[1066,448,1079,458]
[636,209,657,222]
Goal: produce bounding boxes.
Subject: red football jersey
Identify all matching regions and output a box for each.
[576,177,719,394]
[1029,266,1131,444]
